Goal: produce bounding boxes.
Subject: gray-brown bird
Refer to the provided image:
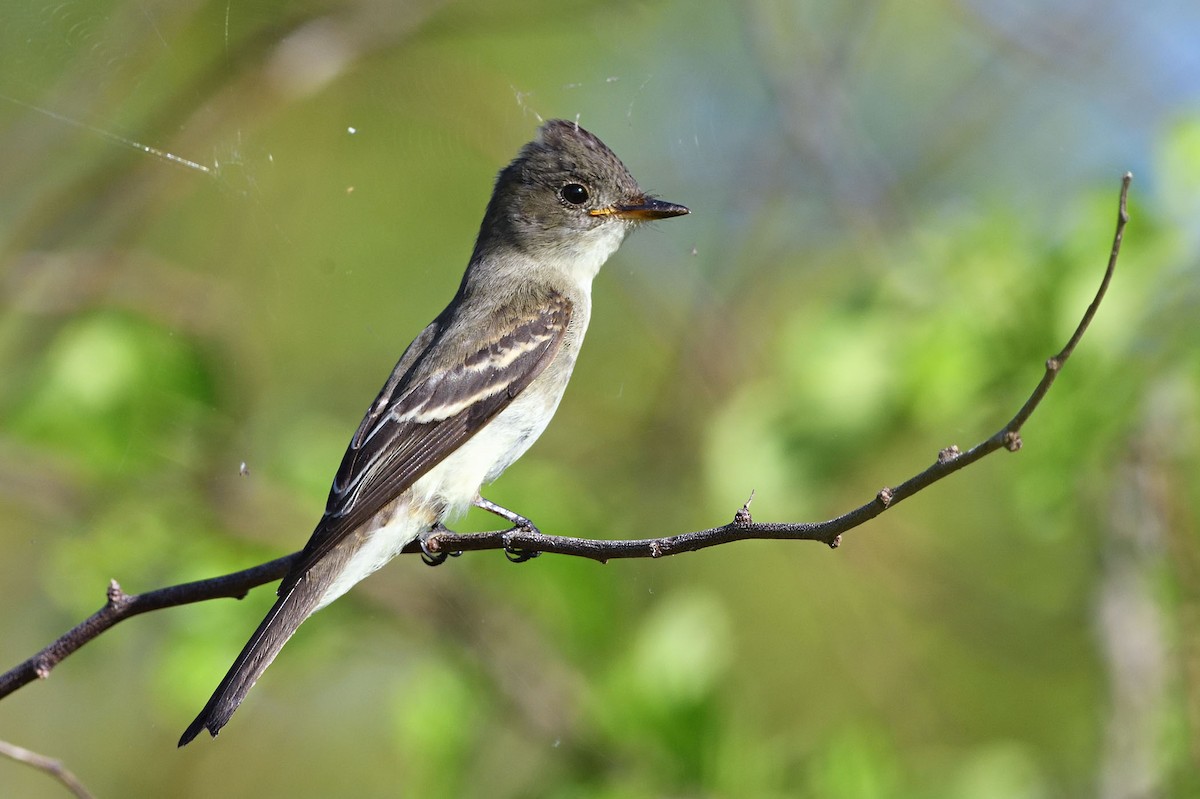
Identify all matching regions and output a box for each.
[179,119,688,744]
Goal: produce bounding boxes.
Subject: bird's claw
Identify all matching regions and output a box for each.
[473,495,544,563]
[503,544,540,563]
[502,520,542,563]
[420,524,461,567]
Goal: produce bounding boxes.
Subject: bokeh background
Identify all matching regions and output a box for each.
[3,1,1199,797]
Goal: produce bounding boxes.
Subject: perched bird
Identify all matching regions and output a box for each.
[179,119,689,744]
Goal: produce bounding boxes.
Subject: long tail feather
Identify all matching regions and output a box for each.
[178,582,322,746]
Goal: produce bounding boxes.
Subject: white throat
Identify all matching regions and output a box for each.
[556,222,628,287]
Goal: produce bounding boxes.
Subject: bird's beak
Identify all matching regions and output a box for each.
[591,196,690,220]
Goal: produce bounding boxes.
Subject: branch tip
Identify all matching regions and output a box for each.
[1119,172,1132,222]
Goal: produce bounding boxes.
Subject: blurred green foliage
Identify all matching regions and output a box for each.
[2,1,1199,797]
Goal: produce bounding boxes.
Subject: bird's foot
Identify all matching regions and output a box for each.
[419,523,462,567]
[503,536,541,563]
[474,495,542,563]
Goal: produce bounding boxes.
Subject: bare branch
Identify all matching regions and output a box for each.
[0,556,295,700]
[423,172,1132,560]
[0,174,1131,705]
[0,739,95,799]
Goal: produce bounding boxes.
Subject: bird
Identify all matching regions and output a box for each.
[179,119,689,744]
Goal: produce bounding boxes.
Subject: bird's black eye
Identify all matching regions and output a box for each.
[560,183,589,205]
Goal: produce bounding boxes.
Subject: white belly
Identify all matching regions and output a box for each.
[411,382,564,519]
[315,371,569,609]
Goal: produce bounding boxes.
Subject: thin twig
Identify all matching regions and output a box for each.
[0,556,295,699]
[0,739,95,799]
[424,172,1132,559]
[0,173,1131,704]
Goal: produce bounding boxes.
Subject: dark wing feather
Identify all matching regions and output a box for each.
[279,293,571,594]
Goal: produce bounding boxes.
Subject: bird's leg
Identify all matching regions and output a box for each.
[473,495,542,563]
[473,495,541,533]
[419,523,462,567]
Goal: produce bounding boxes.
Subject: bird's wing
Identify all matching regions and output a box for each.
[279,292,572,593]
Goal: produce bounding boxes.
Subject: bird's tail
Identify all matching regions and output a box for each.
[178,581,322,746]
